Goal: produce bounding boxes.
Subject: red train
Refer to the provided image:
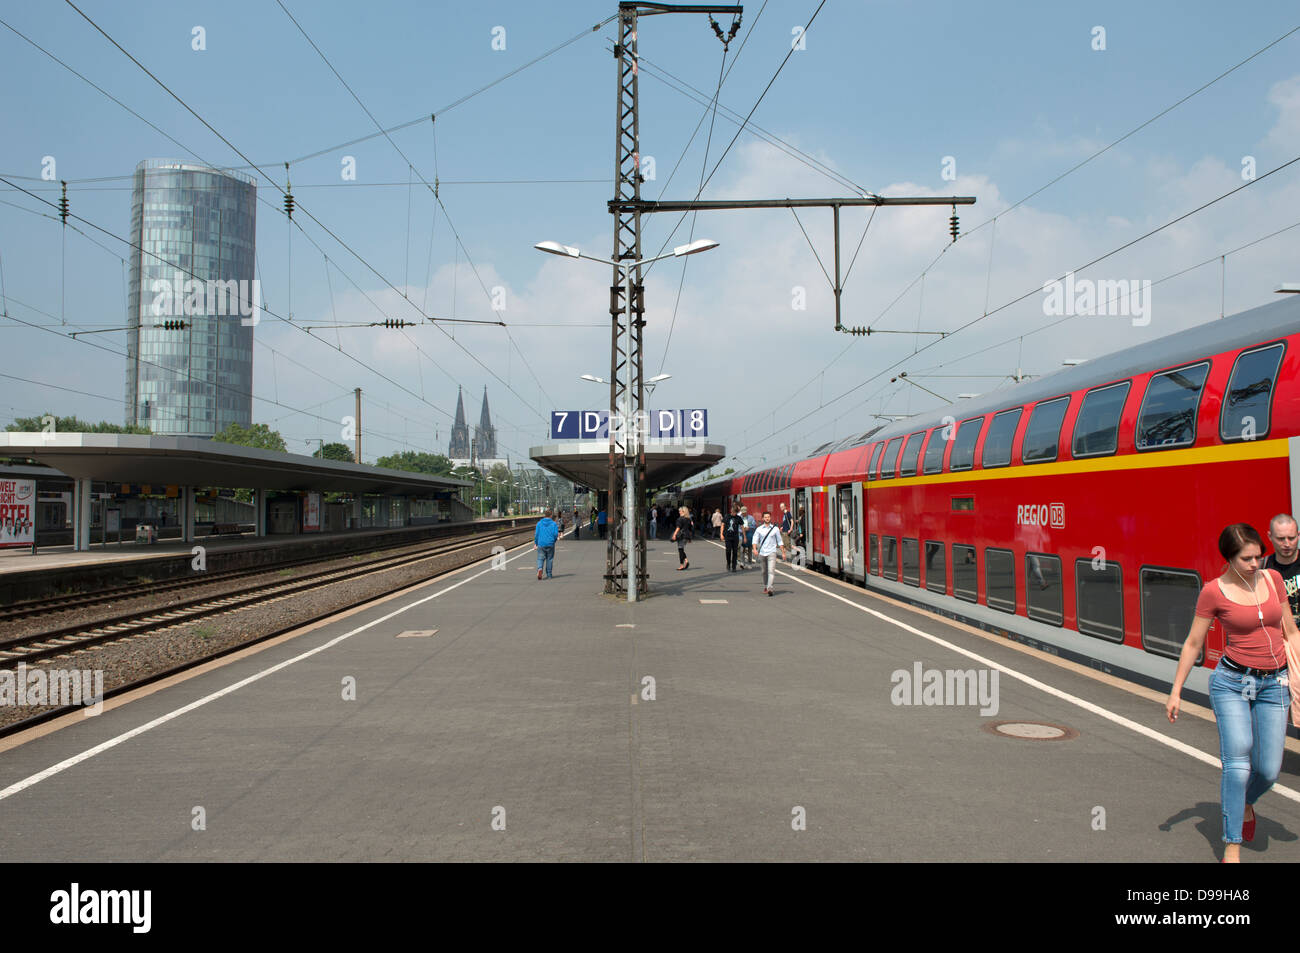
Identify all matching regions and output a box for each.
[689,292,1300,701]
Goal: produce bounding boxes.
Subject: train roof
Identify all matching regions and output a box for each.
[867,293,1300,444]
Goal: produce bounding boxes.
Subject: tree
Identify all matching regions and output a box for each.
[213,422,287,453]
[375,450,454,475]
[313,442,355,462]
[6,413,150,434]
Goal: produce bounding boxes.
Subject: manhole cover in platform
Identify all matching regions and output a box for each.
[396,629,437,638]
[982,720,1077,741]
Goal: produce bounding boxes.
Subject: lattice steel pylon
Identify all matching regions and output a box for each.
[607,2,741,598]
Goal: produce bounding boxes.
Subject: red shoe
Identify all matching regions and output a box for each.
[1243,808,1256,842]
[537,568,543,580]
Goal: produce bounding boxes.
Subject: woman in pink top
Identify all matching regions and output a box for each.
[1167,523,1300,862]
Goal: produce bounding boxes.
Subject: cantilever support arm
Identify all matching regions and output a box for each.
[612,195,976,334]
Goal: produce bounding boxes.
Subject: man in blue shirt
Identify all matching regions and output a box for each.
[535,510,560,580]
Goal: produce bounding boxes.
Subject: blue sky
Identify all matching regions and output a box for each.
[2,0,1299,471]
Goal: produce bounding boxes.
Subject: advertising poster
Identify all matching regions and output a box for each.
[0,479,36,548]
[303,492,321,532]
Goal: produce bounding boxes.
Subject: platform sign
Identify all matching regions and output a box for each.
[0,479,35,548]
[580,410,610,438]
[651,409,681,437]
[683,409,708,437]
[303,492,321,532]
[550,410,581,440]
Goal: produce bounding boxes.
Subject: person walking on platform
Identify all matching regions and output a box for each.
[779,503,792,549]
[752,510,786,596]
[740,507,756,568]
[723,505,744,572]
[597,508,607,539]
[1264,513,1300,619]
[672,505,692,570]
[711,508,723,540]
[1167,523,1299,862]
[649,505,659,540]
[534,509,560,580]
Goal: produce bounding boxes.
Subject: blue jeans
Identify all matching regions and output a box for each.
[649,522,657,539]
[536,545,555,577]
[1209,663,1289,843]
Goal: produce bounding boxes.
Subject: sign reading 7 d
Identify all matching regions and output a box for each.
[551,410,707,439]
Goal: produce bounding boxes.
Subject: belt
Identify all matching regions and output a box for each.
[1220,656,1287,678]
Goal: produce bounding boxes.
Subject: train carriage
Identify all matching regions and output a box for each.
[806,292,1300,697]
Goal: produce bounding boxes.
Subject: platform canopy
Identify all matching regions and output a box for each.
[529,439,725,491]
[0,433,470,496]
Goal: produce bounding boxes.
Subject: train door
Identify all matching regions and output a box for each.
[845,482,865,582]
[827,490,841,573]
[837,485,856,576]
[794,488,809,565]
[812,489,828,568]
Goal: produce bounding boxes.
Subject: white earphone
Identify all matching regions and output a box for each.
[1233,563,1282,671]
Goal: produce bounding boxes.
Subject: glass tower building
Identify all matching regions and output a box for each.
[125,159,257,437]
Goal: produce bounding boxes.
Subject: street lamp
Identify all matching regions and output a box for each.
[543,237,718,602]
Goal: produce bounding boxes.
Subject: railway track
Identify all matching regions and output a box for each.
[0,523,520,624]
[0,526,526,669]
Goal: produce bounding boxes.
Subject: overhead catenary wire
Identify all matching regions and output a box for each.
[726,153,1300,461]
[61,0,548,438]
[0,177,538,461]
[727,21,1300,450]
[15,3,547,456]
[273,0,557,417]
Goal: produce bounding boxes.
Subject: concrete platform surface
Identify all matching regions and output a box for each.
[1,530,1297,862]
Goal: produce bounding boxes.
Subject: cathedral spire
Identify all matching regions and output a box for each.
[449,385,471,459]
[473,386,497,461]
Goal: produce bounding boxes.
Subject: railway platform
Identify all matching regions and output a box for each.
[2,530,1299,862]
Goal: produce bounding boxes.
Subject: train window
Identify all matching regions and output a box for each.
[1221,343,1284,443]
[1135,362,1210,451]
[1022,397,1070,463]
[984,548,1016,613]
[922,428,947,474]
[881,437,903,478]
[1072,381,1131,457]
[866,443,884,481]
[882,536,899,580]
[1075,559,1124,643]
[902,538,920,586]
[948,417,983,471]
[980,409,1022,468]
[899,432,926,477]
[1140,567,1203,660]
[1025,553,1063,626]
[869,534,879,575]
[952,545,978,602]
[924,541,946,594]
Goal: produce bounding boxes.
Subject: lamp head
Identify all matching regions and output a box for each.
[535,241,580,258]
[672,238,719,257]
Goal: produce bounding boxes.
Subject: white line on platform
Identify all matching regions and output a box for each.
[778,564,1300,805]
[0,532,551,804]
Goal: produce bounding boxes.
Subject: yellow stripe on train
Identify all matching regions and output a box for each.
[865,437,1289,489]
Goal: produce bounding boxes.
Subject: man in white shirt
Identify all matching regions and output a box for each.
[752,510,786,596]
